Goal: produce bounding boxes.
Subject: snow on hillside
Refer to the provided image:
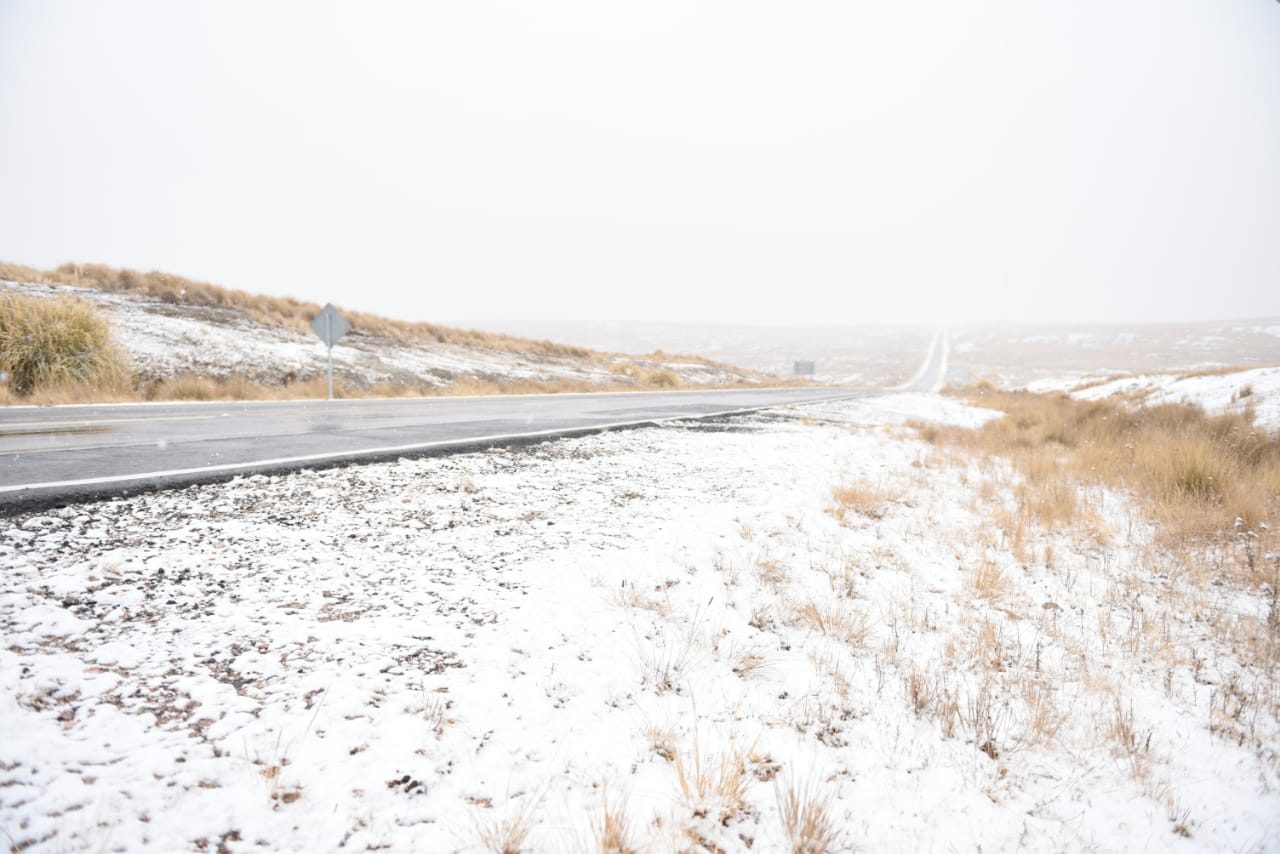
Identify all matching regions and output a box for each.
[948,319,1280,388]
[0,281,760,390]
[1027,366,1280,432]
[3,393,1277,852]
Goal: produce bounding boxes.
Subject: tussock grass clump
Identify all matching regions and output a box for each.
[472,794,541,854]
[827,480,894,523]
[775,779,840,854]
[609,362,686,389]
[591,788,637,853]
[0,291,133,397]
[925,389,1280,557]
[673,741,752,822]
[793,600,869,644]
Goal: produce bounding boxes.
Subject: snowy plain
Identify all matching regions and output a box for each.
[947,321,1280,389]
[3,392,1278,852]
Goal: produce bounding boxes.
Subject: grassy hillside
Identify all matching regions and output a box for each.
[0,262,782,402]
[0,261,597,359]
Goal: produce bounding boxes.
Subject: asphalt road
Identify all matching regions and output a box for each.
[0,332,945,513]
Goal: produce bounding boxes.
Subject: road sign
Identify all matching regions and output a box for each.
[311,303,351,349]
[310,304,351,400]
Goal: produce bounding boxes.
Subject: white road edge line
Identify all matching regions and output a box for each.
[1,396,861,494]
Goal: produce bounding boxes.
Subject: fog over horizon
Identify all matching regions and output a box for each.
[2,1,1278,329]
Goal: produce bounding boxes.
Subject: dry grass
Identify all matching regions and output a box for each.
[924,389,1280,563]
[590,787,637,854]
[609,362,685,389]
[904,667,959,738]
[775,778,840,854]
[673,739,753,822]
[645,725,678,763]
[473,794,541,854]
[969,559,1010,601]
[0,291,134,399]
[757,558,790,590]
[793,600,869,645]
[1108,695,1153,781]
[139,373,453,402]
[827,479,894,523]
[5,367,761,406]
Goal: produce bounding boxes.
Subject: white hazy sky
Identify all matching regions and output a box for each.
[2,1,1278,327]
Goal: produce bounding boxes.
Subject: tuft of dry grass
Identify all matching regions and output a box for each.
[776,778,840,854]
[905,667,959,738]
[827,479,894,523]
[1108,695,1153,781]
[674,740,753,822]
[473,794,542,854]
[591,787,637,854]
[0,291,134,398]
[969,560,1010,601]
[645,725,678,763]
[793,600,869,645]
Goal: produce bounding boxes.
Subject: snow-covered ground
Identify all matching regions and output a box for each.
[948,320,1280,388]
[1027,366,1280,432]
[0,281,759,390]
[4,393,1278,852]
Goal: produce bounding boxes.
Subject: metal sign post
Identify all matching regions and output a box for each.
[309,304,351,400]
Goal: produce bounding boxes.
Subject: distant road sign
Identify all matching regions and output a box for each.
[794,360,816,376]
[311,304,351,399]
[311,303,351,349]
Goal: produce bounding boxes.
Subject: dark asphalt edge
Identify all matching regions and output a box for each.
[0,394,870,518]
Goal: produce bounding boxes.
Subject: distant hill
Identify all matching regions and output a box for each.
[0,262,775,400]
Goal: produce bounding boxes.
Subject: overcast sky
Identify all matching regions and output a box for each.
[1,1,1278,327]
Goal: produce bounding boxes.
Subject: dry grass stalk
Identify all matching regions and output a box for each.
[591,786,637,854]
[969,560,1010,601]
[673,735,752,821]
[905,667,959,737]
[645,725,678,763]
[793,600,869,645]
[757,559,790,590]
[473,794,541,854]
[1109,695,1152,781]
[776,778,840,854]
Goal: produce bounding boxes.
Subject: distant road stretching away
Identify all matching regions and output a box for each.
[0,332,946,513]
